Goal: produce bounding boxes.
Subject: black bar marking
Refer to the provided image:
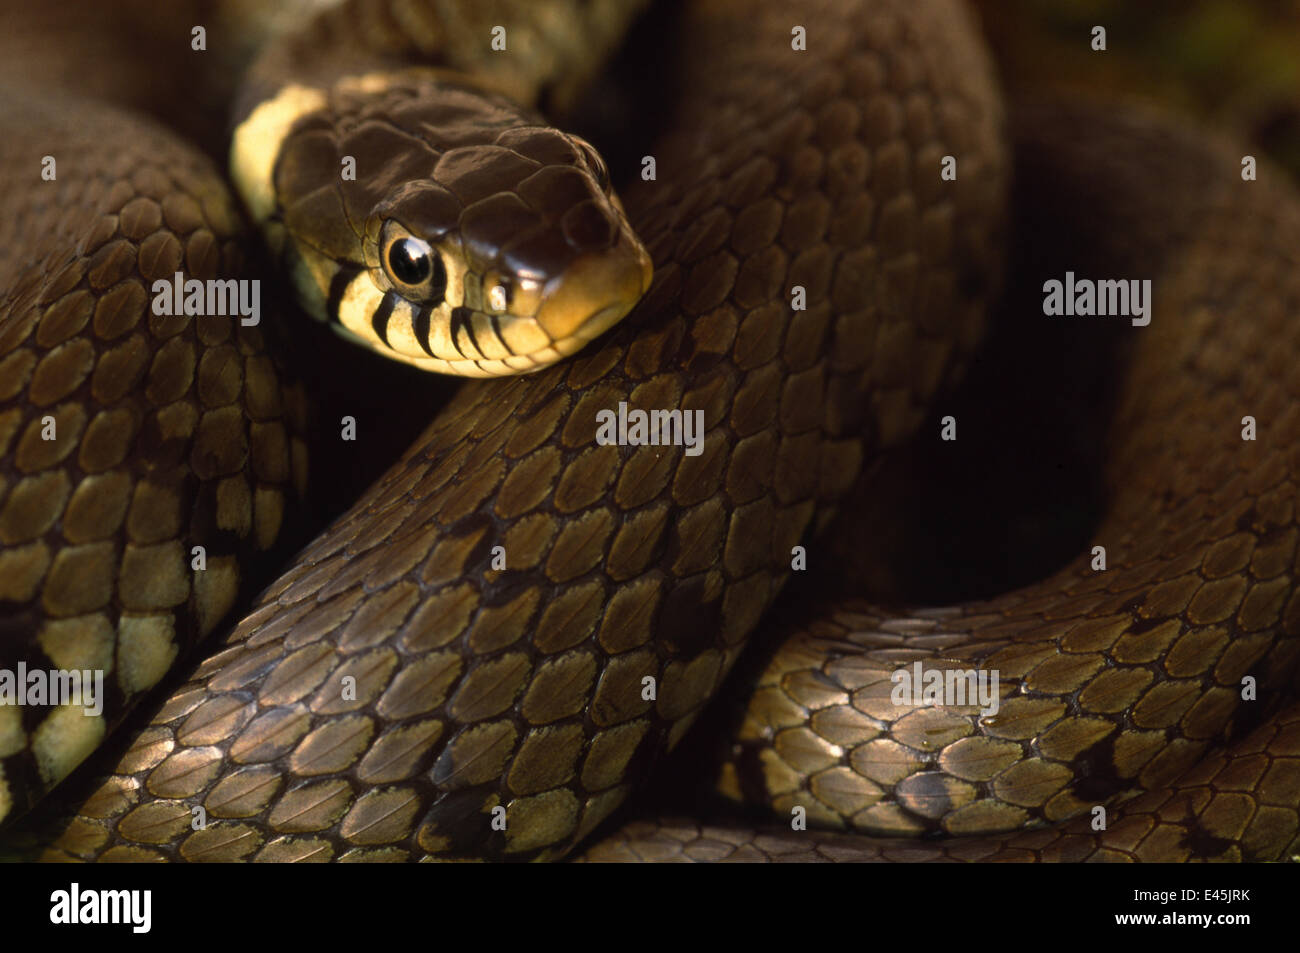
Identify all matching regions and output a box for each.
[488,311,515,356]
[448,306,471,359]
[461,311,488,360]
[326,263,362,325]
[371,293,397,348]
[413,305,436,357]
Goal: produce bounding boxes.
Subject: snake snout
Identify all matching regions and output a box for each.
[534,231,654,348]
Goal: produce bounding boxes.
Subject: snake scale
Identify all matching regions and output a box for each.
[0,0,1297,863]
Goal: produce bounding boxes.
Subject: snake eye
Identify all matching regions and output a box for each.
[388,237,432,285]
[380,228,447,303]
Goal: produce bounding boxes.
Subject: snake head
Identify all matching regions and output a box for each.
[357,122,652,376]
[234,73,651,376]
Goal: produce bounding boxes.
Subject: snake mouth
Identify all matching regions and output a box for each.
[534,237,654,349]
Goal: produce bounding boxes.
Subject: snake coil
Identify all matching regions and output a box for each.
[0,0,1297,862]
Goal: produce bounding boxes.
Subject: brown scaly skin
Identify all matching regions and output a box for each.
[583,99,1300,861]
[0,91,304,822]
[5,0,1297,864]
[10,0,1005,860]
[581,704,1300,862]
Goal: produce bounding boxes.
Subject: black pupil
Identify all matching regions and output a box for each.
[388,238,432,286]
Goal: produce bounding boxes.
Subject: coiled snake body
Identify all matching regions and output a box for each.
[0,0,1298,862]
